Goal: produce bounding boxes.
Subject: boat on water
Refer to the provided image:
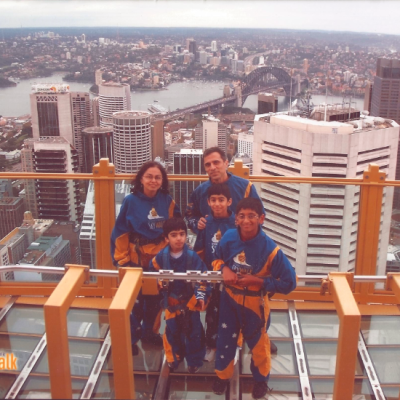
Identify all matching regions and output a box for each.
[148,103,168,114]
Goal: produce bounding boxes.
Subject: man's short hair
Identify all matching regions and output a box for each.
[236,198,264,216]
[163,217,188,237]
[203,147,227,162]
[207,183,232,200]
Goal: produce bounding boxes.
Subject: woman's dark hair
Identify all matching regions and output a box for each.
[131,161,169,194]
[163,217,188,237]
[207,183,232,200]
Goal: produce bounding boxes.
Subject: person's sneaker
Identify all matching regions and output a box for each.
[141,333,163,347]
[270,340,278,355]
[131,344,139,356]
[252,381,271,399]
[212,377,229,395]
[204,347,216,362]
[187,365,199,374]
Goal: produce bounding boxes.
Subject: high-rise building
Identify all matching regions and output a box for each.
[70,92,91,171]
[186,38,197,55]
[81,126,113,173]
[0,197,25,239]
[238,131,254,160]
[92,97,100,126]
[369,58,400,208]
[173,149,204,211]
[258,93,278,114]
[21,137,82,222]
[151,119,165,160]
[199,51,208,65]
[98,82,131,128]
[95,69,103,86]
[30,85,91,170]
[197,116,227,153]
[112,111,151,173]
[30,84,74,145]
[211,40,217,52]
[253,112,399,276]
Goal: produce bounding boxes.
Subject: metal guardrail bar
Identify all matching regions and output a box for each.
[0,265,390,283]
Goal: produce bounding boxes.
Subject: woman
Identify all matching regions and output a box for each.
[111,161,181,353]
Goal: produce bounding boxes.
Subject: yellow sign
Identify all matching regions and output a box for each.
[0,353,17,370]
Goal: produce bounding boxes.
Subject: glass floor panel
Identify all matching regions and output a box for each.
[34,340,102,376]
[91,373,158,399]
[17,375,86,399]
[0,334,41,371]
[67,309,109,339]
[361,315,400,345]
[105,341,163,372]
[268,311,292,338]
[382,386,400,400]
[167,375,222,400]
[303,341,365,376]
[368,347,400,384]
[0,373,18,398]
[309,378,375,399]
[297,311,339,339]
[0,305,45,335]
[241,377,302,400]
[242,341,297,376]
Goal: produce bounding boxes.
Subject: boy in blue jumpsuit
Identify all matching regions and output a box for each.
[211,198,296,399]
[193,183,236,361]
[150,218,211,373]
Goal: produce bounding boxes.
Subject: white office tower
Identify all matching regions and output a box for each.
[98,83,131,128]
[211,40,217,52]
[199,116,227,153]
[238,130,254,160]
[30,84,74,145]
[21,137,82,222]
[253,113,399,276]
[112,111,152,173]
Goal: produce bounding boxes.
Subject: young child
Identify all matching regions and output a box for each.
[211,198,296,400]
[193,183,236,361]
[149,217,211,373]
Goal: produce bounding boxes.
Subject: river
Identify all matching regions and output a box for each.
[0,72,364,117]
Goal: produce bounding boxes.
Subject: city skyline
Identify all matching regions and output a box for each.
[1,1,400,36]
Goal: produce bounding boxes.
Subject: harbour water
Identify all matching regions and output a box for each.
[0,72,364,117]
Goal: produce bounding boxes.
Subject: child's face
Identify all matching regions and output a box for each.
[167,229,187,252]
[235,208,265,238]
[207,195,232,218]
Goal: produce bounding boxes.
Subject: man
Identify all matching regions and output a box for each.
[185,147,262,233]
[185,147,278,356]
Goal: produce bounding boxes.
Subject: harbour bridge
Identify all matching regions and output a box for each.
[157,66,296,121]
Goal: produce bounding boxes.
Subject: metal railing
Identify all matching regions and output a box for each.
[1,158,400,400]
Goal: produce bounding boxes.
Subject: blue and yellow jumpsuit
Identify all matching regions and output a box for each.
[193,212,236,348]
[150,245,211,368]
[110,190,181,345]
[212,228,296,383]
[185,172,262,233]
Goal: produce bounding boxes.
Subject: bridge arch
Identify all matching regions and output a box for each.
[239,66,294,103]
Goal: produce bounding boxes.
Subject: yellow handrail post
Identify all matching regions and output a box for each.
[354,164,386,299]
[328,272,361,400]
[44,264,88,399]
[93,158,117,297]
[386,273,400,302]
[108,267,143,399]
[228,159,249,178]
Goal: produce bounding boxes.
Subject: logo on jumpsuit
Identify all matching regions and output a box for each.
[231,251,253,274]
[147,208,165,230]
[211,229,222,253]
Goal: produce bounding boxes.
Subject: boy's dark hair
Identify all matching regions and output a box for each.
[163,217,187,237]
[203,147,227,162]
[236,198,264,216]
[131,161,169,194]
[207,183,232,200]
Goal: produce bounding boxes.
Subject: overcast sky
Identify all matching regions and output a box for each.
[0,1,399,35]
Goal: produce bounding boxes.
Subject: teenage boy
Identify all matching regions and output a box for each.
[193,183,236,361]
[149,218,211,373]
[211,198,296,399]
